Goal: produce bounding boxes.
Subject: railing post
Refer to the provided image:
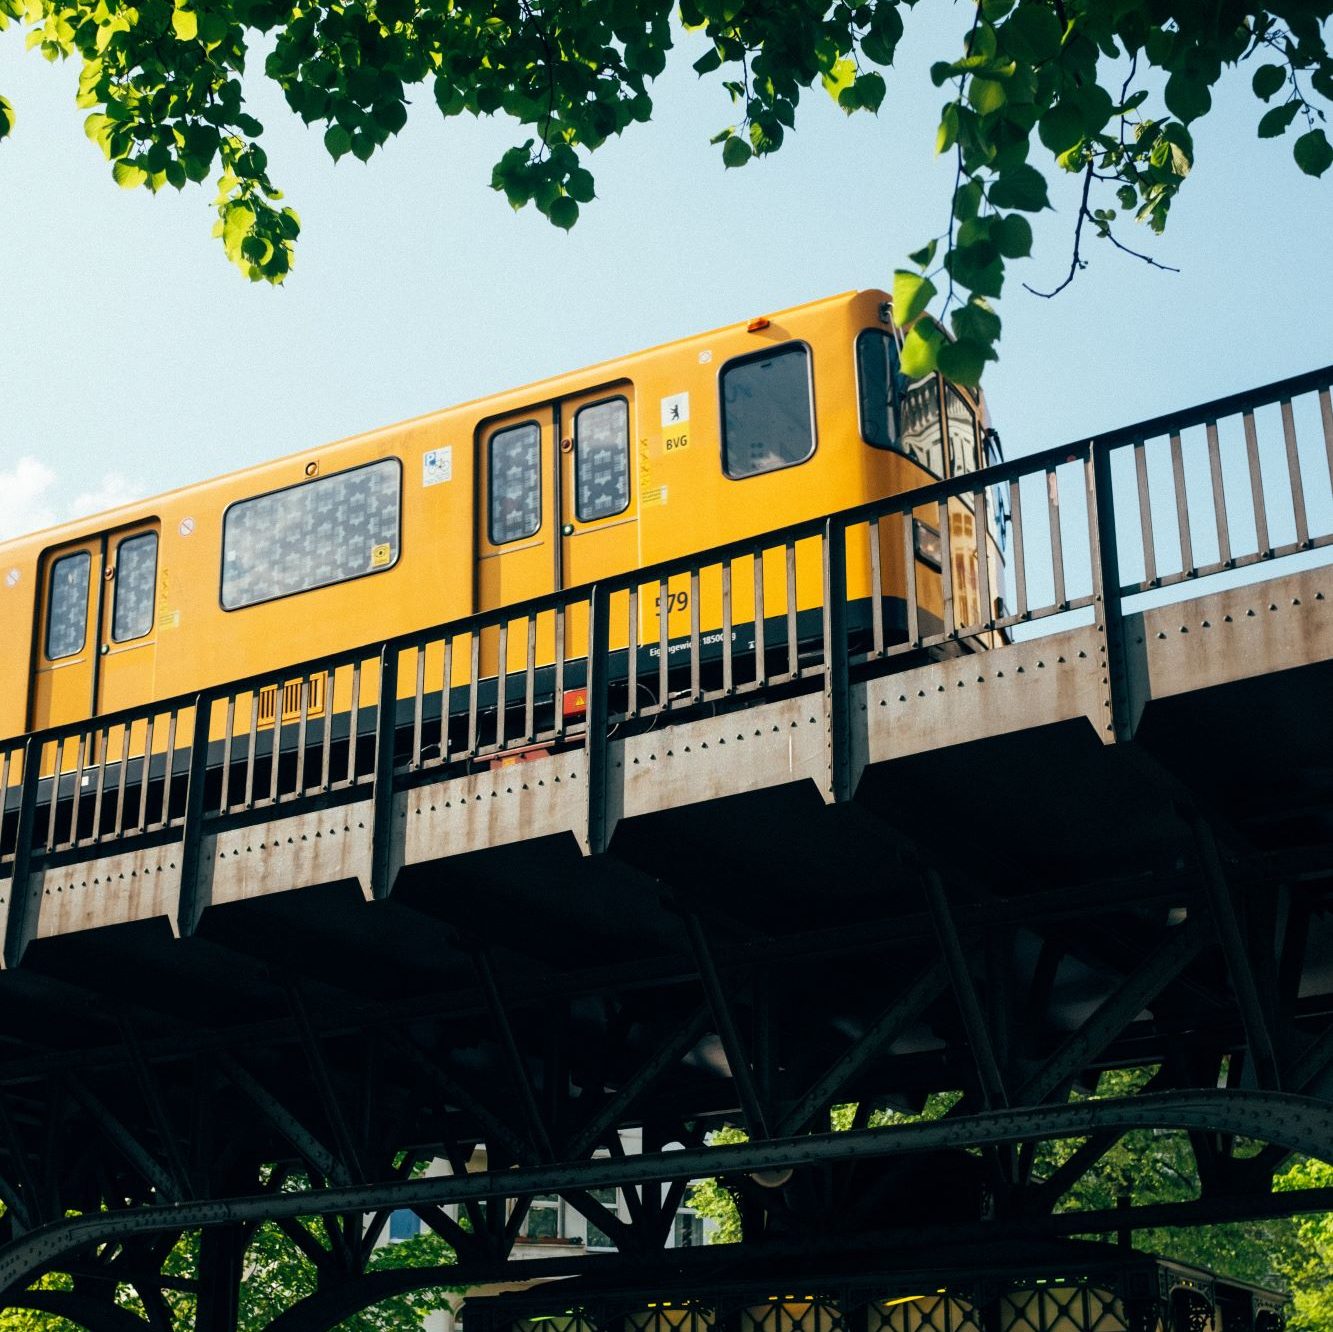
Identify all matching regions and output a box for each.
[585,584,611,856]
[5,738,44,969]
[177,693,215,938]
[823,518,852,803]
[370,646,400,901]
[1088,444,1135,743]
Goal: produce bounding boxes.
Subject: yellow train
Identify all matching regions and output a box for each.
[0,288,1001,748]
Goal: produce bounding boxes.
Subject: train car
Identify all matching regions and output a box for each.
[0,288,1002,751]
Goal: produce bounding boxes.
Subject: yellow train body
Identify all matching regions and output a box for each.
[0,289,1000,748]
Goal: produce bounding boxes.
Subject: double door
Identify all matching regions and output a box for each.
[476,384,638,667]
[29,521,161,735]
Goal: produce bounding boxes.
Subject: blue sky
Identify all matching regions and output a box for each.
[1,3,1330,539]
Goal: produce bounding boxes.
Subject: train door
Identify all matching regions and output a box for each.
[558,385,637,591]
[29,522,161,736]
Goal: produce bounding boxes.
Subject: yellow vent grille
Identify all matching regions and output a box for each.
[257,675,325,728]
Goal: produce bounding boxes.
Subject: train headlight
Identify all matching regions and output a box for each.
[913,519,941,570]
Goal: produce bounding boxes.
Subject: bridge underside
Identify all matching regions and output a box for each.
[0,564,1328,1327]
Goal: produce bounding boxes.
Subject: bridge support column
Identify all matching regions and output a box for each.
[196,1224,244,1332]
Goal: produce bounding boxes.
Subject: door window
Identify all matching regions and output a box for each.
[721,343,814,478]
[945,385,981,476]
[46,551,92,660]
[489,421,542,543]
[574,397,630,522]
[111,531,158,642]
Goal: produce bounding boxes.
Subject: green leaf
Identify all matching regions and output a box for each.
[892,270,937,326]
[566,167,595,203]
[324,124,351,160]
[953,179,983,221]
[950,297,1001,346]
[1164,70,1211,123]
[937,337,990,388]
[1251,63,1286,102]
[0,94,13,140]
[1294,128,1333,177]
[908,239,938,269]
[936,103,959,155]
[721,134,751,168]
[1116,184,1137,209]
[987,163,1049,211]
[548,195,579,230]
[692,47,722,76]
[899,320,944,378]
[993,212,1032,258]
[112,159,147,188]
[999,5,1062,64]
[1037,101,1082,154]
[968,76,1006,117]
[170,6,197,40]
[820,57,856,102]
[1257,101,1300,138]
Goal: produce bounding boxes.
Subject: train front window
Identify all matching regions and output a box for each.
[112,532,158,642]
[898,378,946,479]
[721,343,814,478]
[575,397,630,522]
[46,551,91,660]
[221,458,401,610]
[945,385,981,476]
[489,421,541,544]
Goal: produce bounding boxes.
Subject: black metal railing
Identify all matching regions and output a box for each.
[1,363,1330,944]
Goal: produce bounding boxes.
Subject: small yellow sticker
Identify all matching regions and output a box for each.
[160,610,181,630]
[643,485,669,507]
[370,543,392,568]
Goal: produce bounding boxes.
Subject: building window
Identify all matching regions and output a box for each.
[111,532,157,643]
[721,344,815,478]
[586,1186,619,1249]
[673,1212,706,1248]
[221,458,401,611]
[575,398,630,522]
[522,1195,561,1240]
[387,1209,421,1241]
[46,551,91,661]
[489,421,542,544]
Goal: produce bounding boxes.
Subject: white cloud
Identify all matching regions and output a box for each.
[0,456,58,541]
[0,456,143,542]
[70,472,142,521]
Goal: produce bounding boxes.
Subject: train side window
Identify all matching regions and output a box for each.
[489,421,541,544]
[46,551,92,660]
[111,532,158,642]
[575,397,630,522]
[721,343,815,479]
[221,458,401,611]
[856,329,900,450]
[945,384,981,476]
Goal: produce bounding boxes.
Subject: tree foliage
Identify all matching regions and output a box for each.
[687,1070,1333,1332]
[0,0,1330,379]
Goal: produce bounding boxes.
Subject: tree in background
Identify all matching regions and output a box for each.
[0,0,1329,379]
[686,1071,1333,1332]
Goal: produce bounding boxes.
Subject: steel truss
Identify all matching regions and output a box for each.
[0,366,1328,1328]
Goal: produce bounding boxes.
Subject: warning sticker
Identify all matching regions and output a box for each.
[660,392,689,428]
[423,447,453,486]
[370,543,392,568]
[643,485,669,507]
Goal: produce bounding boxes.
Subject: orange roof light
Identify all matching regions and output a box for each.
[747,317,770,332]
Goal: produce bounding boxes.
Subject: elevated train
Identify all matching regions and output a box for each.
[0,289,1002,756]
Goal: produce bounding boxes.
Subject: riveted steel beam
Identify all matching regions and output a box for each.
[681,910,770,1140]
[3,1088,1329,1299]
[923,871,1008,1110]
[777,963,949,1136]
[1015,913,1208,1106]
[214,1054,347,1187]
[1194,819,1282,1090]
[68,1079,179,1204]
[286,984,366,1186]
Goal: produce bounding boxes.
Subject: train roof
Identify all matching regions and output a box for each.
[0,288,881,555]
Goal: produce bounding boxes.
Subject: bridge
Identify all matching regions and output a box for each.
[0,366,1330,1332]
